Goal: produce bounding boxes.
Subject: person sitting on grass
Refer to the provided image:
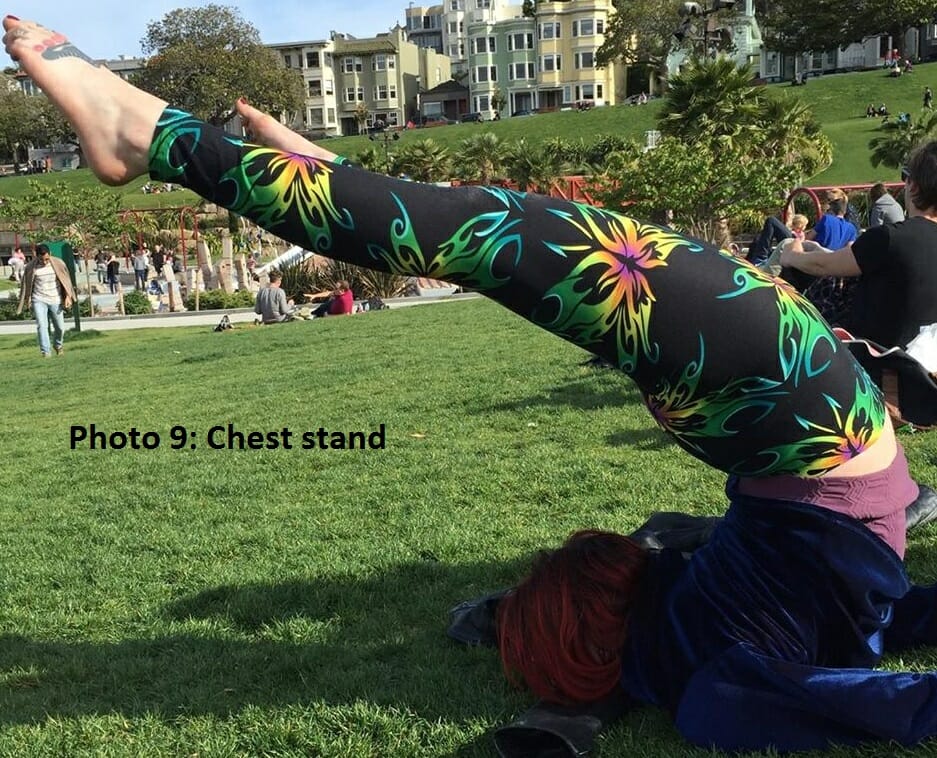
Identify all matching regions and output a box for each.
[9,15,937,753]
[306,280,354,318]
[253,270,294,324]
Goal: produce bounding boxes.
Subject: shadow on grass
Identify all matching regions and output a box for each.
[489,375,645,413]
[0,559,532,731]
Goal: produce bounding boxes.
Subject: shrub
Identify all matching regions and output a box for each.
[0,299,29,321]
[279,260,321,303]
[122,289,154,315]
[183,288,255,311]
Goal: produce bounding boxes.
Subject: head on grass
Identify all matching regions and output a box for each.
[497,530,649,704]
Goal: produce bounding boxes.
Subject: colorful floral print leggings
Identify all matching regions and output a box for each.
[149,109,885,477]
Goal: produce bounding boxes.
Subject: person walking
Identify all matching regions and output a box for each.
[17,243,74,357]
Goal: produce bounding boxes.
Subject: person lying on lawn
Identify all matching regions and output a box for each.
[8,15,937,752]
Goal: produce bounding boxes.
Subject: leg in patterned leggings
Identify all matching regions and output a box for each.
[3,17,890,480]
[146,108,886,478]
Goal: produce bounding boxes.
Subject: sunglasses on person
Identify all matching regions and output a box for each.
[901,165,911,182]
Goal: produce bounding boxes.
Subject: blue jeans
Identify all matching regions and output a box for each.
[748,216,792,266]
[32,299,65,355]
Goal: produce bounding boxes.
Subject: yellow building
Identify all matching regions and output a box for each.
[533,0,623,109]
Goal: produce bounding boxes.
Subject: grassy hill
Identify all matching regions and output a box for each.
[1,61,933,209]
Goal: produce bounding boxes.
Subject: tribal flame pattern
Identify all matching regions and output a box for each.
[148,110,887,476]
[536,205,700,372]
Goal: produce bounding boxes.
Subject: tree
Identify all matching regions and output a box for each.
[354,103,371,136]
[454,133,503,184]
[0,180,131,252]
[596,0,738,89]
[869,111,937,170]
[660,58,831,182]
[0,86,41,164]
[132,4,304,126]
[760,0,935,59]
[490,87,508,118]
[503,139,565,192]
[392,139,451,183]
[595,138,798,243]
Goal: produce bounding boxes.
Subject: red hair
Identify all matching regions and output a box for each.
[496,530,648,704]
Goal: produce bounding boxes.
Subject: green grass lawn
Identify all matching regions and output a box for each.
[2,59,933,218]
[1,298,937,756]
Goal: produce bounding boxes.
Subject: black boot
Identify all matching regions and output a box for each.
[493,690,632,758]
[906,484,937,532]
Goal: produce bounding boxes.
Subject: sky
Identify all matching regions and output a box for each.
[15,0,406,60]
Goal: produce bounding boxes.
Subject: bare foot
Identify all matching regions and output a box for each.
[235,99,338,161]
[2,17,166,185]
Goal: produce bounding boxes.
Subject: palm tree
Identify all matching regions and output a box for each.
[453,133,503,184]
[869,111,937,170]
[659,57,764,150]
[393,139,451,183]
[503,139,563,193]
[757,94,832,180]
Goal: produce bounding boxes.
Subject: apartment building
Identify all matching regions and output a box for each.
[331,27,451,134]
[270,28,450,137]
[465,0,621,117]
[405,3,445,54]
[266,39,340,137]
[407,0,523,76]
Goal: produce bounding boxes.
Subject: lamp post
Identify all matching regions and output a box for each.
[369,129,400,173]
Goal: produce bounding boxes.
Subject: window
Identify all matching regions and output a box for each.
[575,51,595,69]
[810,52,822,70]
[450,0,460,9]
[563,85,572,103]
[385,111,400,126]
[448,21,458,33]
[344,87,364,102]
[308,108,324,126]
[306,51,320,68]
[448,44,461,58]
[764,52,779,77]
[509,62,535,80]
[539,23,560,40]
[373,54,396,71]
[474,36,496,54]
[508,32,533,51]
[283,54,292,67]
[342,57,363,73]
[327,108,336,123]
[473,65,498,83]
[475,0,491,7]
[475,94,491,111]
[374,84,398,100]
[576,83,602,100]
[308,79,322,97]
[573,19,605,36]
[541,54,562,72]
[324,78,334,96]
